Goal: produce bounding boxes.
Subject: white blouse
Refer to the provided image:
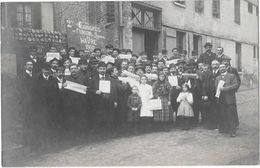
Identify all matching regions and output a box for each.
[177,92,193,105]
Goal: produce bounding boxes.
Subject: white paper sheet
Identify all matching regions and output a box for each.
[118,77,140,88]
[215,80,225,98]
[46,52,61,62]
[148,98,162,110]
[99,80,111,94]
[101,56,115,64]
[182,73,198,78]
[165,59,178,67]
[168,76,178,86]
[70,56,80,64]
[64,80,87,94]
[145,74,158,80]
[119,54,132,60]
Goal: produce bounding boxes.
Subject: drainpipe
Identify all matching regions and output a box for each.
[118,1,124,49]
[5,3,8,27]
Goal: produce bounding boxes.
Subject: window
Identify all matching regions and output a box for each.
[256,6,259,16]
[236,42,242,72]
[195,0,204,14]
[234,0,240,24]
[106,1,115,23]
[16,3,32,28]
[176,31,186,52]
[173,1,186,8]
[248,2,253,13]
[253,46,256,58]
[212,0,220,18]
[131,4,161,30]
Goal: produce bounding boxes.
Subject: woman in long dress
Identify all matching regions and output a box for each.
[152,71,173,126]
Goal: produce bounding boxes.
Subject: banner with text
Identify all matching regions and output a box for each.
[66,20,105,51]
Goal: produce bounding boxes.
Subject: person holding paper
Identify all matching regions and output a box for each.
[63,63,88,134]
[88,61,118,127]
[152,71,173,127]
[63,58,72,76]
[136,51,148,65]
[215,64,239,137]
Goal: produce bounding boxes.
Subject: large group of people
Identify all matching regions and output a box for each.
[17,42,241,151]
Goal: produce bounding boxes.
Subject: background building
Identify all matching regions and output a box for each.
[1,0,259,82]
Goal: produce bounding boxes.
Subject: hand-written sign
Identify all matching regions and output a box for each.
[66,20,105,50]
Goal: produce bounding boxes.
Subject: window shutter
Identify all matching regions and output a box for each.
[31,3,41,29]
[212,0,220,18]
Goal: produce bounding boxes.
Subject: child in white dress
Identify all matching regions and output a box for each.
[177,83,194,130]
[138,75,153,131]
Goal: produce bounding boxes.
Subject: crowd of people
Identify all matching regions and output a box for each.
[17,42,241,151]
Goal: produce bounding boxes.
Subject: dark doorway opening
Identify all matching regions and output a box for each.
[145,30,159,60]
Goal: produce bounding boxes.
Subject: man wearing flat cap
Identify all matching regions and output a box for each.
[49,57,61,78]
[198,42,217,67]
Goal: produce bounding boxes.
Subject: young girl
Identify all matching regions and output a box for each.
[127,86,142,132]
[138,75,153,131]
[176,83,194,130]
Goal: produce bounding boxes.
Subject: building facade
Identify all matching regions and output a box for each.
[1,1,259,80]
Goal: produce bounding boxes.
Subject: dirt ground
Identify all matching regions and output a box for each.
[2,87,259,166]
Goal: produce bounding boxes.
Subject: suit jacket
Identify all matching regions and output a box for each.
[198,51,217,66]
[227,66,241,92]
[215,72,238,105]
[202,69,221,99]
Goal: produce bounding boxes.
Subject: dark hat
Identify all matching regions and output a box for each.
[68,47,76,51]
[162,66,169,70]
[221,55,231,61]
[89,58,99,64]
[144,61,152,67]
[120,49,126,53]
[204,42,213,48]
[169,63,177,68]
[153,51,159,55]
[128,62,135,67]
[176,59,186,65]
[132,54,138,58]
[98,61,107,67]
[93,48,101,52]
[42,62,51,70]
[161,49,168,55]
[57,66,65,72]
[105,44,113,49]
[29,46,37,52]
[172,48,178,52]
[135,65,144,72]
[78,58,88,65]
[113,48,120,53]
[186,59,198,67]
[126,49,132,53]
[49,57,61,64]
[158,59,166,64]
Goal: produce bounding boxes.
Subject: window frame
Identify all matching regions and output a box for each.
[212,0,220,18]
[15,3,32,28]
[248,2,253,14]
[195,0,204,14]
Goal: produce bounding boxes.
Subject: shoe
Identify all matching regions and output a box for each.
[230,133,236,137]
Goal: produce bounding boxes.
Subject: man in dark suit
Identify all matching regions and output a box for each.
[221,55,241,128]
[32,62,59,149]
[215,64,239,137]
[87,61,118,129]
[26,46,42,73]
[202,60,221,129]
[17,60,36,146]
[198,42,217,67]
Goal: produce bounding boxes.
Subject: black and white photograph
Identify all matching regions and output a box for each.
[1,0,259,166]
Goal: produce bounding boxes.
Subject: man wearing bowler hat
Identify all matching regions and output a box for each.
[198,42,217,67]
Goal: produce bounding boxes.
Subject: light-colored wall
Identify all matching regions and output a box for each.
[147,0,258,45]
[41,3,54,31]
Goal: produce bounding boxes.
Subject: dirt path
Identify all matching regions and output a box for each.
[4,89,259,166]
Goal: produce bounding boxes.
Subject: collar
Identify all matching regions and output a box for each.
[218,53,224,58]
[221,71,227,76]
[51,68,56,73]
[26,70,32,77]
[57,76,63,83]
[42,73,49,80]
[99,74,106,79]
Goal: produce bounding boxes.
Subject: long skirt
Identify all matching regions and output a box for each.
[177,101,194,117]
[153,96,173,122]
